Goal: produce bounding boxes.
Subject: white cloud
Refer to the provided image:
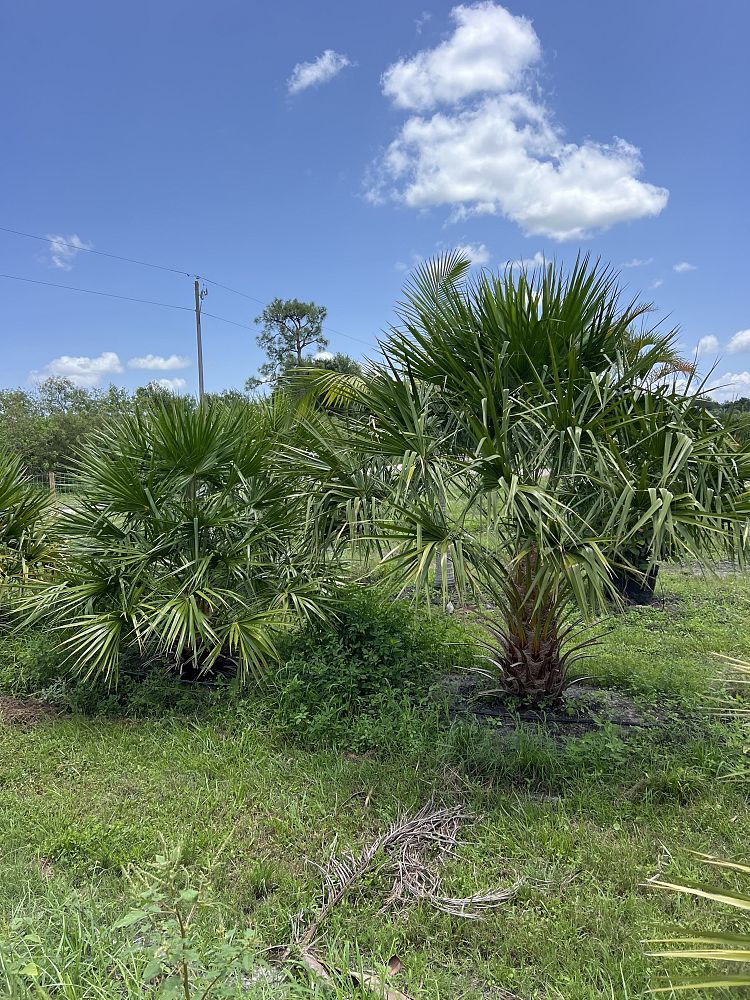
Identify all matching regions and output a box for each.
[155,377,186,392]
[728,329,750,353]
[707,371,750,402]
[45,233,93,271]
[673,261,697,273]
[383,2,540,110]
[370,3,668,241]
[30,351,123,388]
[696,335,719,356]
[287,50,351,95]
[314,350,334,361]
[506,250,546,270]
[650,278,664,289]
[623,257,653,268]
[396,243,489,271]
[454,242,490,265]
[415,10,432,34]
[395,251,425,273]
[128,353,191,371]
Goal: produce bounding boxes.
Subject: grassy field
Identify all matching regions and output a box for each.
[2,569,750,997]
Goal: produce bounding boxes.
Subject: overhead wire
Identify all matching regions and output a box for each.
[0,272,193,313]
[0,226,192,277]
[0,226,374,349]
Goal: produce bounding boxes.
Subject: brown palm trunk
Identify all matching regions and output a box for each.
[499,547,566,701]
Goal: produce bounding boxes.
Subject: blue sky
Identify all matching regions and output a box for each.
[2,0,748,398]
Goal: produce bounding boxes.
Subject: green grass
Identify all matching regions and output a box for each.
[2,569,750,997]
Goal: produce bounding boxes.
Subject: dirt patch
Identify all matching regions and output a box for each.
[676,560,742,578]
[0,694,59,728]
[434,673,665,738]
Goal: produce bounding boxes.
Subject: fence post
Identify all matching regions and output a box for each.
[48,470,56,494]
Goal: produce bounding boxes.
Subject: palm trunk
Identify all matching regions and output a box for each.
[499,547,566,701]
[434,486,455,594]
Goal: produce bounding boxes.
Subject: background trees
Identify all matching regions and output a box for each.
[0,378,129,477]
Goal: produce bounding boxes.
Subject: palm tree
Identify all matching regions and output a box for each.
[19,396,338,684]
[0,450,50,596]
[300,253,749,701]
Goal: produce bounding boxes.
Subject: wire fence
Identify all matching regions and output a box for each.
[28,471,79,494]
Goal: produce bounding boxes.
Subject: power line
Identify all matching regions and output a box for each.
[0,272,254,331]
[201,276,265,306]
[0,225,374,350]
[0,272,193,312]
[0,227,192,277]
[200,310,254,331]
[200,277,372,347]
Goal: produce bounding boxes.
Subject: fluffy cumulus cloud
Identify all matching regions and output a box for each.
[287,50,351,95]
[128,353,191,370]
[382,3,541,110]
[729,329,750,353]
[369,3,669,240]
[155,377,186,392]
[673,261,697,273]
[30,351,123,388]
[707,371,750,402]
[696,335,720,356]
[46,233,93,270]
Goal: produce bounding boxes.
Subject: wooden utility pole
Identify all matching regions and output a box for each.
[194,278,207,403]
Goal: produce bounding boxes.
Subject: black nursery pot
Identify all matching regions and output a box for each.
[611,564,660,604]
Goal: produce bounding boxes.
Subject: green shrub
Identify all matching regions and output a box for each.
[0,629,70,696]
[269,587,476,744]
[0,628,218,719]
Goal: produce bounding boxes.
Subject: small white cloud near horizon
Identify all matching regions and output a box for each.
[696,335,720,357]
[370,2,669,241]
[623,257,653,268]
[728,329,750,353]
[707,371,750,402]
[314,350,334,361]
[155,377,187,392]
[30,351,123,388]
[287,50,351,95]
[395,251,425,273]
[46,233,93,271]
[454,242,490,265]
[128,353,191,371]
[506,251,546,270]
[673,261,697,273]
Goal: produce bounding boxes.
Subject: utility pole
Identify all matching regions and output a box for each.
[194,278,207,403]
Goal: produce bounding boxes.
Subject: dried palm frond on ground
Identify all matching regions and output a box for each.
[299,801,520,949]
[275,801,521,996]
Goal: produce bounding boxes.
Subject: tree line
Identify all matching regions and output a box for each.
[0,298,361,476]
